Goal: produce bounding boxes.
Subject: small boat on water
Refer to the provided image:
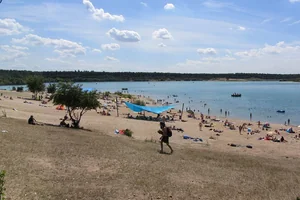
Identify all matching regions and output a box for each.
[231,93,242,97]
[277,110,285,113]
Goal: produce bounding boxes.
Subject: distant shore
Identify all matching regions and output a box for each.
[1,69,300,85]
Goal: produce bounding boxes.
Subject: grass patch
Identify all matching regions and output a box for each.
[0,170,6,200]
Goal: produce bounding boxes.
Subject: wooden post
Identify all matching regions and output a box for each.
[116,97,119,117]
[180,103,184,120]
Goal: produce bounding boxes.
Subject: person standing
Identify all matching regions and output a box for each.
[220,109,222,114]
[225,111,227,117]
[199,122,203,131]
[250,113,252,121]
[288,119,290,126]
[208,108,210,116]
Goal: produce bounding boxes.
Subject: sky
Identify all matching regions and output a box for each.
[0,0,300,73]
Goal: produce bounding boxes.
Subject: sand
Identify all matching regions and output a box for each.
[0,90,299,159]
[0,90,300,199]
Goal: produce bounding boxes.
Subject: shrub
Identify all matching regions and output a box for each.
[0,170,6,200]
[16,87,23,92]
[47,83,56,94]
[114,91,123,96]
[133,99,145,106]
[124,129,133,137]
[103,91,111,97]
[122,94,132,99]
[12,86,16,91]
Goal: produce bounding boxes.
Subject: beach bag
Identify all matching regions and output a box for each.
[167,127,172,137]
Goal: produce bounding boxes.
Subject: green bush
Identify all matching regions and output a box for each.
[122,94,132,99]
[16,87,24,92]
[103,91,111,98]
[114,91,123,96]
[124,129,133,137]
[47,83,56,94]
[0,170,6,200]
[12,86,16,91]
[133,99,145,106]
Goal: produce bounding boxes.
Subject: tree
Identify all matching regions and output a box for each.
[134,99,146,106]
[47,83,56,94]
[26,76,45,99]
[51,83,100,128]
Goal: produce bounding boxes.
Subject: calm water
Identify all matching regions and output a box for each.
[1,81,300,125]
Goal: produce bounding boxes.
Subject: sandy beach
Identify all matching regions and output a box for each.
[0,89,300,199]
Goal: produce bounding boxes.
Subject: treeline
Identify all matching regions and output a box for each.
[0,70,300,85]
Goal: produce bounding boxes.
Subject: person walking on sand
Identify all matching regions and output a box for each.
[199,122,203,131]
[159,122,173,154]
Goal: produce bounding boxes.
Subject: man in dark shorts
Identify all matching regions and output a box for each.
[159,122,173,154]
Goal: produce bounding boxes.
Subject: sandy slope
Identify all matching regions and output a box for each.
[0,118,300,200]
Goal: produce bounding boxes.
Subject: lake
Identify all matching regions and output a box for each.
[1,81,299,125]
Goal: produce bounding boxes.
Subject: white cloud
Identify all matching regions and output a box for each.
[235,41,300,57]
[82,0,125,22]
[140,2,148,7]
[92,48,102,53]
[261,18,272,24]
[101,43,120,51]
[197,48,217,55]
[152,28,173,40]
[45,57,71,64]
[177,56,235,67]
[12,34,86,57]
[289,20,300,25]
[289,0,300,3]
[280,17,292,23]
[0,45,29,61]
[238,26,246,31]
[164,3,175,10]
[158,43,166,47]
[0,18,29,36]
[105,56,119,62]
[107,28,141,42]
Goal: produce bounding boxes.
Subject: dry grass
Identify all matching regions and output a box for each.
[0,118,299,200]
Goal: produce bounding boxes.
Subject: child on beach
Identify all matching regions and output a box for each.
[199,122,203,131]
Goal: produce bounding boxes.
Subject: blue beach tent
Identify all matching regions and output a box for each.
[125,102,174,114]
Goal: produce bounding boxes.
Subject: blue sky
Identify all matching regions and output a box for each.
[0,0,300,73]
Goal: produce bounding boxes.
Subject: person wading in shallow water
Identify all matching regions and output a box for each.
[159,121,173,154]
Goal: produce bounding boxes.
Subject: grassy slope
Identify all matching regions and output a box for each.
[0,118,299,200]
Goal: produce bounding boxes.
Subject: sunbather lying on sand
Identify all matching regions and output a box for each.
[212,129,223,133]
[171,126,184,132]
[205,123,214,128]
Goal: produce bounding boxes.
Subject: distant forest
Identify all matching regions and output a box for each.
[0,70,300,85]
